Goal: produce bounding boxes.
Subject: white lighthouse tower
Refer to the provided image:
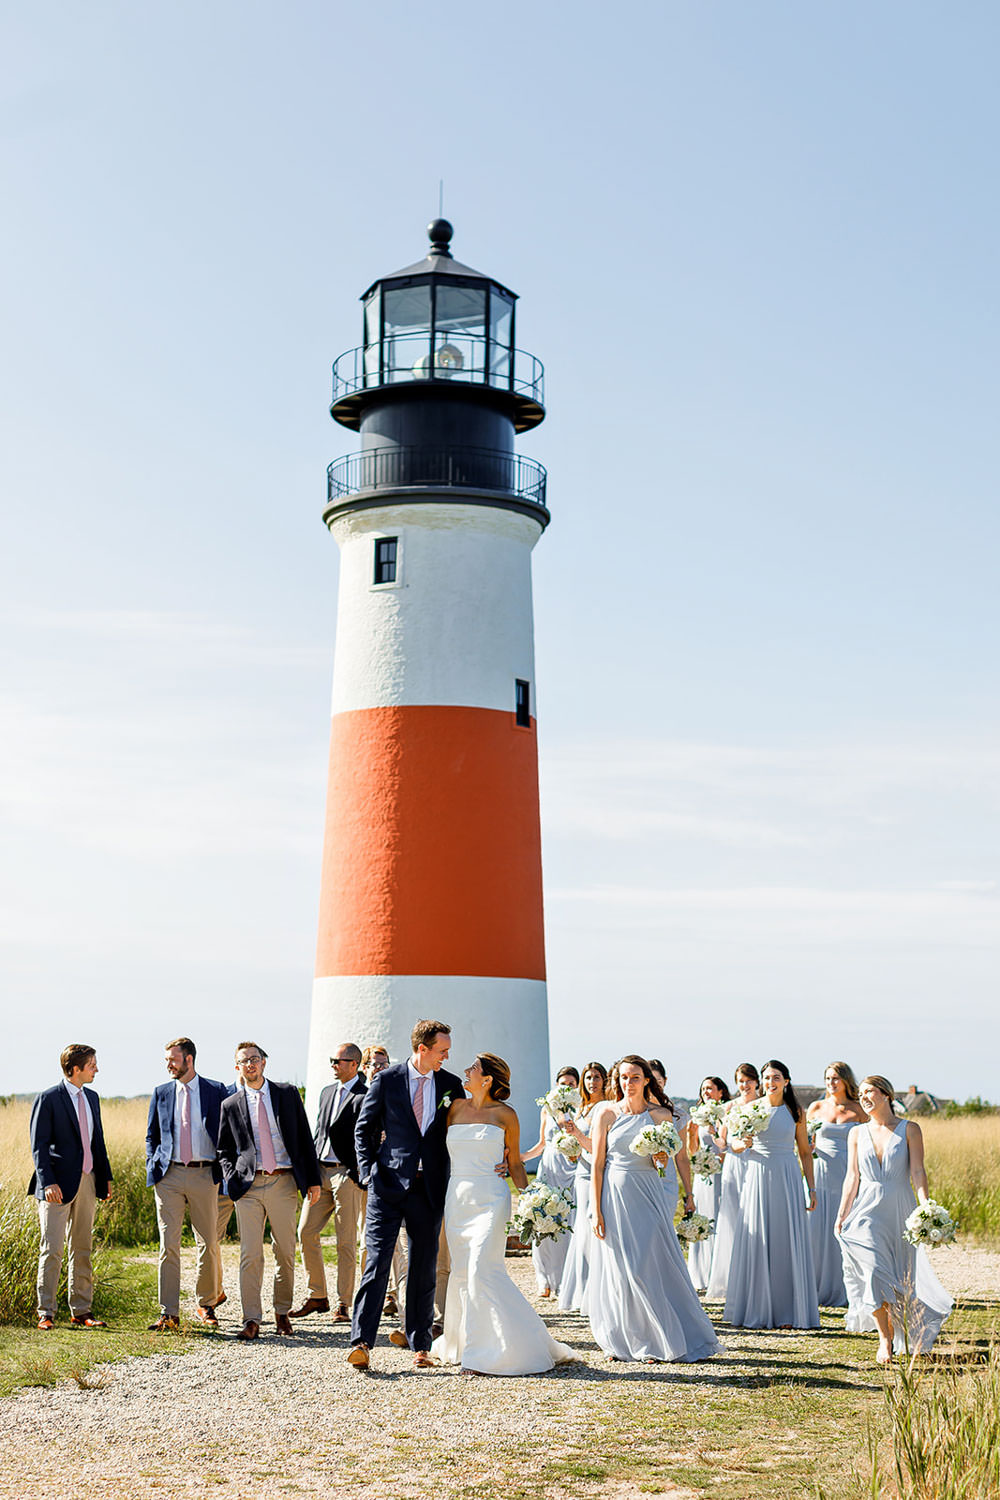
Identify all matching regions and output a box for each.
[305,220,551,1119]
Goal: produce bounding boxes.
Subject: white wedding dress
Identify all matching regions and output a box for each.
[432,1122,574,1375]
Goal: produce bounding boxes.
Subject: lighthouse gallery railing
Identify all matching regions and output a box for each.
[327,446,547,509]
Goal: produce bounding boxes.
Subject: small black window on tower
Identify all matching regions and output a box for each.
[373,536,398,584]
[515,678,531,727]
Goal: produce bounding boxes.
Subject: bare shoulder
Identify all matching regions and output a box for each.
[807,1099,822,1118]
[590,1101,617,1130]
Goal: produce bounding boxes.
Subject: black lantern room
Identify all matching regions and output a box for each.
[325,221,548,527]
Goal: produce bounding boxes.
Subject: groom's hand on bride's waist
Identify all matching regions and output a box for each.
[494,1149,510,1177]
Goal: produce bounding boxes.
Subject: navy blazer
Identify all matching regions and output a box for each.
[217,1081,322,1202]
[145,1076,231,1186]
[312,1078,367,1186]
[27,1083,113,1202]
[354,1063,464,1211]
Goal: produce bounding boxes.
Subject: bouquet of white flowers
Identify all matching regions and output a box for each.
[676,1212,714,1244]
[726,1098,772,1140]
[903,1199,957,1248]
[689,1146,723,1180]
[806,1118,824,1144]
[509,1182,576,1246]
[628,1120,682,1176]
[536,1084,578,1119]
[554,1129,582,1163]
[690,1100,726,1131]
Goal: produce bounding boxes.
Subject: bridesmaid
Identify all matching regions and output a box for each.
[705,1063,761,1301]
[837,1075,953,1361]
[806,1062,867,1307]
[645,1059,695,1223]
[522,1065,580,1297]
[725,1059,819,1330]
[557,1061,607,1313]
[686,1075,730,1292]
[588,1055,721,1363]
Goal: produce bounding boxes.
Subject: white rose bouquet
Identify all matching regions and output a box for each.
[676,1211,714,1244]
[536,1084,578,1120]
[806,1118,824,1145]
[726,1098,772,1141]
[689,1146,723,1181]
[903,1199,956,1248]
[690,1100,726,1131]
[628,1120,682,1176]
[554,1129,582,1163]
[509,1182,575,1246]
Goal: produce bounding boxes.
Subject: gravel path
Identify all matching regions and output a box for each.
[0,1242,995,1499]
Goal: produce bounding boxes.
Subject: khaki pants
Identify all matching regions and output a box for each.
[153,1163,223,1316]
[298,1163,365,1308]
[36,1171,97,1319]
[235,1171,299,1323]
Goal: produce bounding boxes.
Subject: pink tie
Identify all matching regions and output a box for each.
[413,1076,425,1132]
[258,1096,277,1173]
[76,1091,94,1174]
[179,1085,193,1165]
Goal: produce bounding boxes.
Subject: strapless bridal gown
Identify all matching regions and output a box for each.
[432,1123,574,1375]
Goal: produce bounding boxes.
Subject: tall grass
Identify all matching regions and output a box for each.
[920,1116,1000,1242]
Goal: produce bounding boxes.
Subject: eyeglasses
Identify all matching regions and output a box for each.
[237,1054,263,1066]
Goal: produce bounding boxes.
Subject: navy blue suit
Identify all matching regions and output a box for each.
[145,1077,231,1186]
[27,1084,112,1202]
[351,1062,463,1352]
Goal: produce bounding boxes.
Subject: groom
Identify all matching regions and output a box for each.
[348,1019,463,1370]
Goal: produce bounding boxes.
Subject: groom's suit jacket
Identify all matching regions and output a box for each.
[354,1063,464,1212]
[145,1076,231,1186]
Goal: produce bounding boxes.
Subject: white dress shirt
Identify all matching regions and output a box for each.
[171,1074,215,1163]
[243,1079,292,1170]
[406,1060,434,1137]
[63,1079,93,1140]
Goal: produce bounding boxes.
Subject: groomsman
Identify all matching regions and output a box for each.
[145,1037,230,1330]
[290,1042,367,1322]
[217,1042,321,1341]
[28,1044,113,1330]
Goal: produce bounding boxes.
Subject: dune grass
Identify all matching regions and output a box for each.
[919,1116,1000,1243]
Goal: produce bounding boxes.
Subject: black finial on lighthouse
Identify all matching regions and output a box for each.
[427,218,454,257]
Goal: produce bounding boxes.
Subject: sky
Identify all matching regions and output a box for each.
[2,2,997,1102]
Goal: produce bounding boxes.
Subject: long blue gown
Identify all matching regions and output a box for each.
[558,1108,597,1314]
[587,1111,721,1362]
[724,1103,819,1329]
[705,1129,749,1302]
[531,1114,575,1294]
[688,1125,724,1291]
[809,1120,852,1306]
[839,1121,953,1354]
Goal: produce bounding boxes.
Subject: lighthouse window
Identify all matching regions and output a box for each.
[373,537,398,585]
[515,679,531,727]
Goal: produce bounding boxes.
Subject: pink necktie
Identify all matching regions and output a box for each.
[257,1096,277,1173]
[179,1085,193,1165]
[76,1091,94,1174]
[413,1076,425,1132]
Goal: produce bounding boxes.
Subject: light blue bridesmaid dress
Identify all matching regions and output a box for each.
[839,1121,952,1354]
[809,1119,852,1306]
[705,1126,749,1301]
[688,1125,724,1291]
[587,1111,721,1362]
[724,1102,819,1329]
[557,1111,595,1314]
[531,1113,576,1294]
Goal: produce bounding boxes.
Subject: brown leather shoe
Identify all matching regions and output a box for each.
[275,1314,293,1336]
[209,1292,227,1310]
[236,1320,260,1341]
[37,1317,54,1331]
[70,1316,107,1328]
[383,1294,398,1318]
[288,1297,330,1319]
[388,1328,409,1348]
[347,1343,370,1368]
[331,1303,350,1323]
[432,1321,444,1338]
[194,1305,218,1326]
[148,1314,180,1332]
[413,1350,437,1368]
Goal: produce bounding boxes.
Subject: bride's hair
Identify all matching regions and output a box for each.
[476,1052,512,1102]
[618,1054,667,1107]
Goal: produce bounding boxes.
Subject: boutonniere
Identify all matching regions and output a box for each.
[437,1092,453,1113]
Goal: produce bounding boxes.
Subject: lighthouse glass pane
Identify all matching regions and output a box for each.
[363,292,381,383]
[434,284,486,380]
[383,284,432,382]
[489,290,513,385]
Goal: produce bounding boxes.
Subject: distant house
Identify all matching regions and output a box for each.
[899,1084,941,1116]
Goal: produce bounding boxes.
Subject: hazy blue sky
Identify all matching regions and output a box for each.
[3,2,997,1100]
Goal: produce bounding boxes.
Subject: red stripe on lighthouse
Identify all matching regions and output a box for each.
[315,705,546,981]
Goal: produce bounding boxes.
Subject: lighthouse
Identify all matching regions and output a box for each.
[305,220,551,1121]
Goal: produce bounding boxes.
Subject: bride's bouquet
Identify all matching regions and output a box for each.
[903,1199,957,1248]
[689,1146,723,1181]
[554,1129,582,1163]
[536,1084,578,1120]
[628,1120,682,1176]
[690,1100,726,1131]
[676,1211,714,1244]
[725,1099,772,1141]
[509,1182,575,1246]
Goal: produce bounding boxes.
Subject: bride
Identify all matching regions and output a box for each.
[432,1053,573,1375]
